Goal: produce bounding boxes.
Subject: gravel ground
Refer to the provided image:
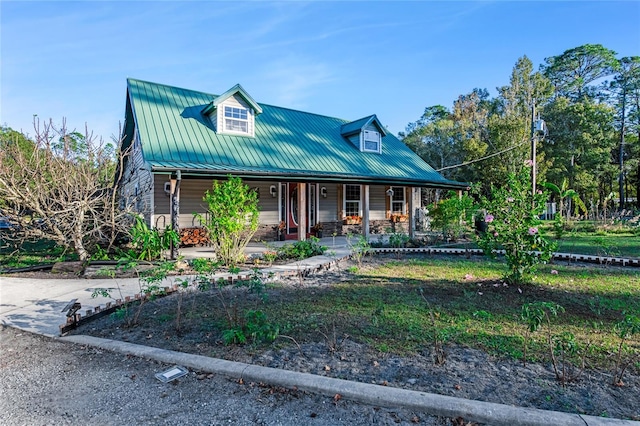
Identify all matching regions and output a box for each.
[1,325,454,426]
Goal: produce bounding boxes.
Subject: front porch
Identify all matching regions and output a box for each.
[157,178,440,245]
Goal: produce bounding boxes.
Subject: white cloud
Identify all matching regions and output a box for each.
[261,58,335,108]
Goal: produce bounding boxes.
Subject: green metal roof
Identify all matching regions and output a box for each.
[340,114,386,137]
[124,78,467,189]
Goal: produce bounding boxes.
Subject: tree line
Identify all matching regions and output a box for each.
[400,44,639,215]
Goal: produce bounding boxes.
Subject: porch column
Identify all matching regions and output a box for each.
[169,170,181,260]
[362,184,370,240]
[297,182,307,241]
[457,189,464,232]
[409,187,418,239]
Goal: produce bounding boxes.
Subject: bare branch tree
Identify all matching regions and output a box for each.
[0,118,133,260]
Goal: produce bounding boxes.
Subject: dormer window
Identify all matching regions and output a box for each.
[224,106,249,133]
[202,84,263,137]
[363,130,381,152]
[340,114,386,154]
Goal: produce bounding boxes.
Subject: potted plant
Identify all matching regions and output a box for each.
[474,211,488,235]
[344,215,361,225]
[312,222,324,238]
[391,213,408,223]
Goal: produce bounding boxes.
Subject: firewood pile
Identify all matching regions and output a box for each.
[179,227,210,247]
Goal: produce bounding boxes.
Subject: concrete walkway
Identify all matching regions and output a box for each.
[0,236,352,337]
[1,240,638,426]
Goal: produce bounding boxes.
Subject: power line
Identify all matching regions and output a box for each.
[435,139,529,172]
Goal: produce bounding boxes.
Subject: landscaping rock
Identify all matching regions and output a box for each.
[83,262,161,278]
[51,261,84,275]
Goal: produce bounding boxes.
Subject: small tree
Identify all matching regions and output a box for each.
[0,119,131,260]
[542,178,587,220]
[428,191,475,241]
[195,176,259,266]
[477,162,556,284]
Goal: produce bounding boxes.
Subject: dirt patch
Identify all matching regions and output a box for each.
[63,255,640,421]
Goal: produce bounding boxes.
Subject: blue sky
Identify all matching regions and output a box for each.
[1,1,639,142]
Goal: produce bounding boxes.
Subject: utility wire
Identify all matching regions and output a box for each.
[435,139,529,172]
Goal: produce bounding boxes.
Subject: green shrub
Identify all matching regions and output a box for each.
[277,237,326,260]
[195,176,259,267]
[477,164,556,285]
[129,216,179,261]
[389,232,410,248]
[572,221,596,233]
[428,192,476,241]
[553,215,565,239]
[222,309,279,345]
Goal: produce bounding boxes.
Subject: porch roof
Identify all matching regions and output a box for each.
[124,78,467,189]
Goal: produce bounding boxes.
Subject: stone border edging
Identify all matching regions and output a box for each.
[60,335,639,426]
[370,247,640,267]
[59,254,352,334]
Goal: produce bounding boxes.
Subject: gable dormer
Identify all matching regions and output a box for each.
[340,114,387,154]
[202,84,262,137]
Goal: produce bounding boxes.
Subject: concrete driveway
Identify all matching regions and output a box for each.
[0,276,145,337]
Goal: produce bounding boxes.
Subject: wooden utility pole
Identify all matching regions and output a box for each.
[531,104,537,203]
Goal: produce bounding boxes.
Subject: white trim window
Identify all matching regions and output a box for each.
[308,184,317,228]
[391,186,405,214]
[224,106,249,134]
[344,184,361,217]
[363,130,381,153]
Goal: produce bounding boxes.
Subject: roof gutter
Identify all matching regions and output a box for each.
[150,166,469,190]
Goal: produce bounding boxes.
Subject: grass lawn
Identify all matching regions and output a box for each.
[0,237,73,268]
[431,225,639,259]
[554,233,639,258]
[262,256,640,368]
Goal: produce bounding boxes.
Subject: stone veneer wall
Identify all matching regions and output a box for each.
[181,220,411,245]
[342,220,409,236]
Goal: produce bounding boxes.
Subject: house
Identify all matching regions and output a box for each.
[118,78,467,242]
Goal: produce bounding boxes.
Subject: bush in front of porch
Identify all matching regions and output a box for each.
[195,176,260,267]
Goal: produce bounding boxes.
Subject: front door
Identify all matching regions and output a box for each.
[279,183,317,239]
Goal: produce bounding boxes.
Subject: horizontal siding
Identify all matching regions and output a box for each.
[150,177,400,230]
[122,134,153,222]
[318,184,339,223]
[179,180,211,228]
[369,186,387,220]
[153,177,171,215]
[153,179,210,229]
[347,134,360,150]
[251,181,279,223]
[153,177,280,229]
